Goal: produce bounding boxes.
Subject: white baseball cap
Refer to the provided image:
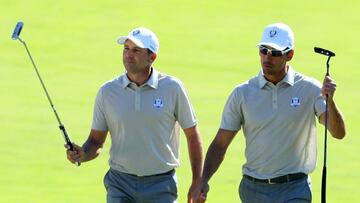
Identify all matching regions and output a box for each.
[117,27,159,54]
[257,22,294,51]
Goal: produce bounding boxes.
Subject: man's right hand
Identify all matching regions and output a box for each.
[198,181,209,203]
[64,143,83,165]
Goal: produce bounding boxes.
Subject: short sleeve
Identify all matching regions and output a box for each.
[220,88,243,131]
[314,93,326,118]
[174,81,197,129]
[91,88,108,131]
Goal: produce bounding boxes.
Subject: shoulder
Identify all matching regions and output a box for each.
[294,72,322,88]
[223,76,257,103]
[158,72,185,89]
[293,71,323,98]
[233,75,258,93]
[158,72,182,83]
[99,75,124,92]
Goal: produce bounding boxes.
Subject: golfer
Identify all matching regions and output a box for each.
[66,27,203,203]
[198,22,345,203]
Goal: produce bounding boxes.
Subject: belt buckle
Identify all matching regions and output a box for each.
[267,178,276,184]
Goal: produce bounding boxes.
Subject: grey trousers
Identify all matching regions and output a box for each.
[104,168,178,203]
[239,175,312,203]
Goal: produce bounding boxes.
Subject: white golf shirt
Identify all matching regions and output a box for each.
[92,68,197,176]
[221,67,326,179]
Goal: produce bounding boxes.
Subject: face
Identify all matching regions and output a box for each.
[123,39,156,74]
[259,45,294,83]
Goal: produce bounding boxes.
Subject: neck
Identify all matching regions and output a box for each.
[127,67,152,86]
[265,65,289,85]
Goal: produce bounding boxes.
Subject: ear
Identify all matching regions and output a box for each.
[286,50,294,61]
[150,53,157,62]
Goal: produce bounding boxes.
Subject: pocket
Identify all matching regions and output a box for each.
[306,177,312,201]
[103,170,110,190]
[169,173,178,196]
[239,177,248,202]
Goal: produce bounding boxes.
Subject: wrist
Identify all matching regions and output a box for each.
[191,177,202,184]
[200,176,209,185]
[327,99,336,107]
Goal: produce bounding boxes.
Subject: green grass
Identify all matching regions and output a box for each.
[1,0,360,202]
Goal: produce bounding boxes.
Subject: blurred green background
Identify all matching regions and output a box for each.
[1,0,359,202]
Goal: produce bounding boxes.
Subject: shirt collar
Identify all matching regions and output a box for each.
[258,70,268,88]
[283,66,295,86]
[144,68,159,89]
[120,67,159,89]
[258,65,295,88]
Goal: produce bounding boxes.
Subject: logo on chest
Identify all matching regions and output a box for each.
[153,98,164,108]
[290,97,301,107]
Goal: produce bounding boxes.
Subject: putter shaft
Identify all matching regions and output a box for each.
[18,37,80,166]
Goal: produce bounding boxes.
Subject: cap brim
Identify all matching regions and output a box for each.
[117,36,127,44]
[257,42,288,51]
[117,36,145,48]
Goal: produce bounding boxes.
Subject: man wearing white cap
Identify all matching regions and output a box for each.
[198,22,345,202]
[66,27,203,203]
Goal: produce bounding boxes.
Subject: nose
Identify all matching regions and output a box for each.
[261,52,273,65]
[124,49,134,59]
[266,53,273,59]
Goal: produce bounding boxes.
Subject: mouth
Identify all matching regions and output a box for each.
[124,60,135,64]
[262,62,273,68]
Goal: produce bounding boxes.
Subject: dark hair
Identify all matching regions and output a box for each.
[147,49,154,55]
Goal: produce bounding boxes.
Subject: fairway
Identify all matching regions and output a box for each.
[1,1,360,202]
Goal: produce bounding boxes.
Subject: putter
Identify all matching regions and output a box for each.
[12,21,80,166]
[314,46,335,203]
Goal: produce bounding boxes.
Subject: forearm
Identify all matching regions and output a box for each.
[327,100,346,139]
[202,129,237,184]
[81,137,104,162]
[187,134,203,182]
[201,141,227,183]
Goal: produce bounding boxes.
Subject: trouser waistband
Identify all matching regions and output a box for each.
[112,168,175,178]
[243,173,307,184]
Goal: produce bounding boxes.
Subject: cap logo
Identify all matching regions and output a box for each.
[132,30,140,36]
[269,30,277,38]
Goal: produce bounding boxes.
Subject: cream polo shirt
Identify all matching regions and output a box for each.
[92,68,197,176]
[221,67,326,179]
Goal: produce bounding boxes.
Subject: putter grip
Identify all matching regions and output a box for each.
[12,22,24,40]
[60,125,81,166]
[321,166,327,203]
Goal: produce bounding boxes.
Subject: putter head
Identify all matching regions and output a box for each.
[314,47,335,57]
[12,21,24,40]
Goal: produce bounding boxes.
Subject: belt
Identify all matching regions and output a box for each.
[148,169,175,177]
[126,169,175,177]
[243,173,307,184]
